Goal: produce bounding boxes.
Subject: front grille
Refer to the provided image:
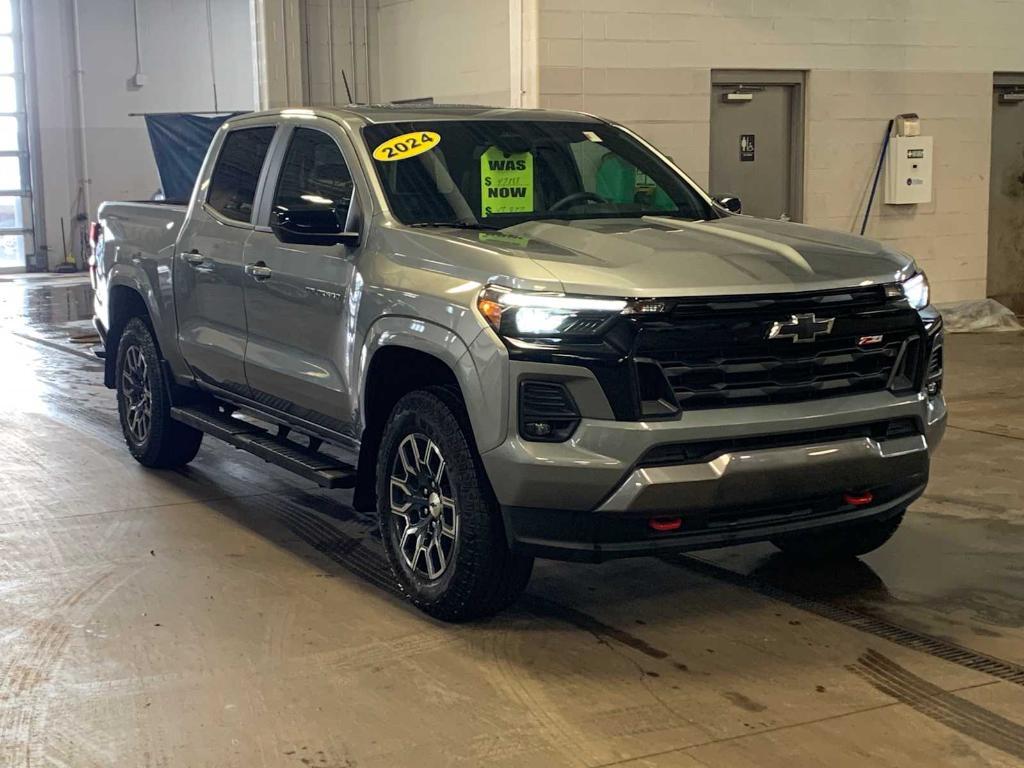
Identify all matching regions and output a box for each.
[633,288,924,410]
[928,346,943,379]
[926,330,944,394]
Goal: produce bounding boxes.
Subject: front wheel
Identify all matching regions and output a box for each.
[772,509,905,561]
[116,317,203,468]
[376,387,533,622]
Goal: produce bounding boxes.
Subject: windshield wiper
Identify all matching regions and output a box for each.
[409,221,498,231]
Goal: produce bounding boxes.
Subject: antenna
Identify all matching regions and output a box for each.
[341,70,354,104]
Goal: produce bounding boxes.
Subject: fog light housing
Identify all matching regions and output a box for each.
[518,381,580,442]
[523,421,553,438]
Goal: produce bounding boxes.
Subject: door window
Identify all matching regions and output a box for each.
[206,127,276,223]
[272,128,353,234]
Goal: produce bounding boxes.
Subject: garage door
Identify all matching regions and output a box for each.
[988,76,1024,313]
[0,0,31,272]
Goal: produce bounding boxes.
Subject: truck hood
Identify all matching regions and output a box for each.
[444,216,916,298]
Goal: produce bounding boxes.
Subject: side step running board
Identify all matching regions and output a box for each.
[171,406,357,489]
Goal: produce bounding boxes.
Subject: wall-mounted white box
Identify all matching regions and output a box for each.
[885,136,933,205]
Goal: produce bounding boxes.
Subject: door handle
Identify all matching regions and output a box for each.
[184,250,206,266]
[245,262,273,281]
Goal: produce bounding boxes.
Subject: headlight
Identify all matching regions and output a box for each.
[900,272,930,310]
[477,286,627,337]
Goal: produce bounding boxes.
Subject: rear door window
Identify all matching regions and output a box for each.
[207,127,276,223]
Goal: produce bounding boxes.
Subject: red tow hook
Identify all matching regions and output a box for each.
[844,491,875,507]
[649,517,683,532]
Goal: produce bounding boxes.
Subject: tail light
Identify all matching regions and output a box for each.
[88,221,101,249]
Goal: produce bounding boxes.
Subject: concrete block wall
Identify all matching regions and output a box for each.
[375,0,512,106]
[536,0,1024,302]
[540,66,711,188]
[805,71,993,301]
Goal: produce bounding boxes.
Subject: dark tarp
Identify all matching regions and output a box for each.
[144,113,245,202]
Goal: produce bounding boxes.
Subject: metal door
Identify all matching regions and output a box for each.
[710,83,797,220]
[242,125,360,437]
[988,80,1024,313]
[175,124,277,395]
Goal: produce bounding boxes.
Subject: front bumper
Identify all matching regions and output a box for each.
[480,376,946,561]
[504,485,921,562]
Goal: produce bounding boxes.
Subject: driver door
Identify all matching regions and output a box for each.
[241,125,361,438]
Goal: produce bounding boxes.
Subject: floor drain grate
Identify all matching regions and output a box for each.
[671,555,1024,686]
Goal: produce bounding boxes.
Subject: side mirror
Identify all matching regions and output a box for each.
[713,195,742,214]
[270,201,361,248]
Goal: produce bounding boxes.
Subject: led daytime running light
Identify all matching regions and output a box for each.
[477,286,627,335]
[489,290,627,312]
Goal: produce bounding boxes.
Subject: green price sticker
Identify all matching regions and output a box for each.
[480,147,534,217]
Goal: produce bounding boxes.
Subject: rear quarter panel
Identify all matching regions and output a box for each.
[95,201,190,379]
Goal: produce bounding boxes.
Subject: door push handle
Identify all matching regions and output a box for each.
[245,262,273,280]
[184,250,206,266]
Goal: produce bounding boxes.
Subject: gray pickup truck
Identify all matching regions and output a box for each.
[92,105,946,621]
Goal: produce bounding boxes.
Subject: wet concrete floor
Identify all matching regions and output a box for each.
[2,274,1024,767]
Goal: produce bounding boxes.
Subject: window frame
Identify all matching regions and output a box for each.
[202,124,279,228]
[269,125,354,232]
[254,123,362,239]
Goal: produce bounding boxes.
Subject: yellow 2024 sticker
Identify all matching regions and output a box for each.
[372,131,441,162]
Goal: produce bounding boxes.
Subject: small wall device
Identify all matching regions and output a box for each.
[885,114,933,205]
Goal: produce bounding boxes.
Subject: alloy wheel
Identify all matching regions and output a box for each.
[121,344,152,445]
[389,433,459,581]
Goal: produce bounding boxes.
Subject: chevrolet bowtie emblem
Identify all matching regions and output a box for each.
[768,313,835,343]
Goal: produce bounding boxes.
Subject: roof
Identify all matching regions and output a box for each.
[338,104,599,124]
[228,104,603,127]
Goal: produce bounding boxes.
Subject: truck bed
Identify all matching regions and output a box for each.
[98,201,188,265]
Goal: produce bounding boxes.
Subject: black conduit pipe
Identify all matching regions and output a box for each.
[860,118,894,236]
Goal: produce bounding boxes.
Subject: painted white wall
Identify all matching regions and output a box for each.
[536,0,1024,302]
[252,0,305,108]
[375,0,512,106]
[31,0,257,269]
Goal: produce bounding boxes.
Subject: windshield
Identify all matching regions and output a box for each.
[362,120,713,228]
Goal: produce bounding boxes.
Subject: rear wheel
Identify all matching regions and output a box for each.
[116,317,202,468]
[377,387,533,622]
[772,509,905,560]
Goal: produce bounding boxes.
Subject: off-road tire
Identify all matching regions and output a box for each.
[116,317,203,468]
[772,509,905,560]
[376,387,533,622]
